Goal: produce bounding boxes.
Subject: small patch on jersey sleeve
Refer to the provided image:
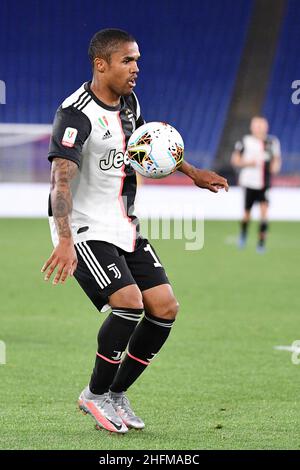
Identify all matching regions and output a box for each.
[61,127,78,148]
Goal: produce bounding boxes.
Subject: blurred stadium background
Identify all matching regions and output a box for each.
[0,0,299,219]
[1,0,300,451]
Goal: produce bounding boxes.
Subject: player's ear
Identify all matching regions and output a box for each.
[94,57,106,73]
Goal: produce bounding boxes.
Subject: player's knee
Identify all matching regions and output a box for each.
[170,299,180,319]
[109,285,144,310]
[243,211,251,222]
[154,297,179,320]
[125,297,144,310]
[113,294,144,310]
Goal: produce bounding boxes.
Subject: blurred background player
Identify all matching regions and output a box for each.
[231,116,281,252]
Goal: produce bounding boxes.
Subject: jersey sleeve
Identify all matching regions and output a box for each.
[48,105,92,166]
[234,140,244,154]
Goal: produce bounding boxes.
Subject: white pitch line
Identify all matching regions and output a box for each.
[224,235,238,245]
[274,345,300,354]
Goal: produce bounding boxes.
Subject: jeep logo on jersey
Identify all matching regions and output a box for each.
[99,149,130,171]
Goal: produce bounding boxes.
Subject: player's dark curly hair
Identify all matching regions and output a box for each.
[88,28,136,65]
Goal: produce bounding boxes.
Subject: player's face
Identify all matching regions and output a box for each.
[104,42,140,97]
[250,118,269,139]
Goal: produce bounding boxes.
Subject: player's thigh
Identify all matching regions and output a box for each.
[74,240,140,312]
[245,188,255,212]
[124,238,178,319]
[124,238,169,291]
[142,284,179,320]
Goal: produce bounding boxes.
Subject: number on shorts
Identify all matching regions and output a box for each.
[144,243,162,268]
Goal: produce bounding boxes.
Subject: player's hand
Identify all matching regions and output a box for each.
[41,240,78,285]
[191,169,229,193]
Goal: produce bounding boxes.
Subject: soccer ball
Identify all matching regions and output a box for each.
[126,122,184,179]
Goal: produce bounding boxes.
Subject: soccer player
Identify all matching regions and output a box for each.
[41,29,228,434]
[231,116,281,253]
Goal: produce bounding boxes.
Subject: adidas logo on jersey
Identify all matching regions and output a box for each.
[102,130,112,140]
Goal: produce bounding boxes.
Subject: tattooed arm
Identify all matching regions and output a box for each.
[50,158,77,239]
[41,158,78,285]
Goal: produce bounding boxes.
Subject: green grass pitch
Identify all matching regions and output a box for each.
[0,218,299,450]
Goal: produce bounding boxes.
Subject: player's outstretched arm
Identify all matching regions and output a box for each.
[177,161,229,193]
[41,158,78,285]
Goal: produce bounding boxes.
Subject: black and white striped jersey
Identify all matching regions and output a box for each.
[234,134,281,189]
[48,81,144,252]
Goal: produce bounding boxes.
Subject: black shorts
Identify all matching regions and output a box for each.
[74,237,170,311]
[245,188,269,211]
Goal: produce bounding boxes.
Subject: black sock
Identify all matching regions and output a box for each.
[258,221,268,246]
[89,307,143,395]
[110,312,175,393]
[240,221,249,238]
